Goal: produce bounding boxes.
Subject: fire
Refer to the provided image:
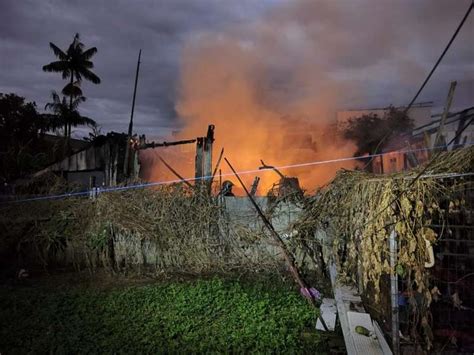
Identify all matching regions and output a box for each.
[141,111,356,196]
[142,9,360,195]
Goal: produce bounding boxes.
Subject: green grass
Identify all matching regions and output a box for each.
[0,278,327,353]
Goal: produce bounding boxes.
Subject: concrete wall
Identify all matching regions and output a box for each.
[106,197,306,271]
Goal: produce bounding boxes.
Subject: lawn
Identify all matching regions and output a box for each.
[0,277,330,353]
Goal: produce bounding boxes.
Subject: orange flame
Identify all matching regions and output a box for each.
[142,26,358,195]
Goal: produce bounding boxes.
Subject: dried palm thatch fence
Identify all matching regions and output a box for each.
[1,184,308,277]
[292,146,474,351]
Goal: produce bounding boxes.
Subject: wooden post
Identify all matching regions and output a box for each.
[404,140,418,169]
[423,131,432,159]
[203,125,215,185]
[195,137,204,184]
[250,176,260,196]
[89,175,96,199]
[211,148,224,181]
[195,125,215,189]
[453,110,468,149]
[433,81,456,151]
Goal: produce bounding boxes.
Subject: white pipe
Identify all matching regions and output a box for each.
[424,238,435,268]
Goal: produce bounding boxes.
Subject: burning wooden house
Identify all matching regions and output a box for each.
[371,106,474,174]
[33,132,137,188]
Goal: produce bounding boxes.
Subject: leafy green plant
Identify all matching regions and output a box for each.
[86,223,109,251]
[0,278,326,353]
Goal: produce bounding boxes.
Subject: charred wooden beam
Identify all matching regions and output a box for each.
[203,125,215,183]
[453,110,468,149]
[159,156,193,188]
[211,148,224,182]
[195,137,204,183]
[259,159,285,179]
[137,138,197,150]
[250,176,260,197]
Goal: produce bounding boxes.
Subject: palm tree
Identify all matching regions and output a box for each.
[45,91,96,137]
[42,33,101,136]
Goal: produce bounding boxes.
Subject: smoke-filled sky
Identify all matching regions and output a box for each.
[0,0,473,138]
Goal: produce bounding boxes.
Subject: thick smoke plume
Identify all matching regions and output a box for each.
[144,0,473,194]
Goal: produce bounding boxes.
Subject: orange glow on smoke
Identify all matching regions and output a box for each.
[142,34,357,195]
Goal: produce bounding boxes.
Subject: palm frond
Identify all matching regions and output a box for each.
[44,91,61,111]
[82,47,98,60]
[75,73,83,82]
[70,95,86,111]
[42,61,69,74]
[62,70,71,80]
[48,43,68,60]
[39,113,65,131]
[80,68,101,84]
[68,33,84,56]
[69,113,96,128]
[51,91,60,103]
[82,60,94,69]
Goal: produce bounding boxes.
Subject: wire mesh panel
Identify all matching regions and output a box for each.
[392,174,474,353]
[428,174,474,353]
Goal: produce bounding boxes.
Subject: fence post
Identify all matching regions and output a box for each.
[195,137,204,185]
[389,229,400,355]
[89,176,97,200]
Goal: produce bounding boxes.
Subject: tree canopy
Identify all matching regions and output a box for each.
[0,93,47,179]
[43,33,101,137]
[44,91,96,137]
[343,107,414,157]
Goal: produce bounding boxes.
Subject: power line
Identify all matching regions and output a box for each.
[404,1,473,113]
[363,4,474,227]
[2,142,472,205]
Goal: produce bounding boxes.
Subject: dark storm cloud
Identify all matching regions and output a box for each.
[0,0,267,136]
[0,0,473,138]
[244,0,474,112]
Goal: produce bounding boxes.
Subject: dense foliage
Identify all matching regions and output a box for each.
[0,278,326,353]
[0,91,98,181]
[44,90,96,137]
[0,93,52,180]
[343,106,413,156]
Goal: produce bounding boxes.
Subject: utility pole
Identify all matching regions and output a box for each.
[123,49,142,177]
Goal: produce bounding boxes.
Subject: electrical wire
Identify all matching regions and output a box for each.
[2,141,473,205]
[404,1,473,113]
